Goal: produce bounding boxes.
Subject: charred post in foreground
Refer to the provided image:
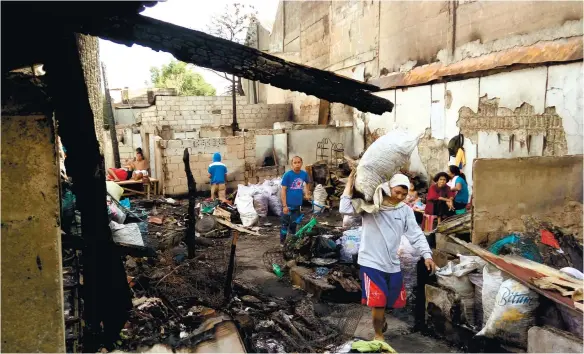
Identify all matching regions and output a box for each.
[224,230,239,303]
[183,148,197,258]
[45,31,131,351]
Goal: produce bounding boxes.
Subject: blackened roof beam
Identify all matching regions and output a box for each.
[68,14,393,114]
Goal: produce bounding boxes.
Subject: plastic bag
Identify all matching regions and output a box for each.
[107,200,126,224]
[268,195,283,216]
[253,192,269,218]
[477,279,539,347]
[469,272,484,329]
[482,265,508,325]
[397,235,420,301]
[110,222,144,247]
[312,184,327,213]
[355,129,420,201]
[235,184,259,227]
[436,262,474,296]
[337,227,362,263]
[342,215,362,228]
[106,181,124,202]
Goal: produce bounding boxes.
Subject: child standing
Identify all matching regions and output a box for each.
[208,152,228,201]
[280,156,311,245]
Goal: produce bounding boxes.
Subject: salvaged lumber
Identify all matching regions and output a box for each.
[116,178,159,199]
[449,235,584,315]
[215,218,260,236]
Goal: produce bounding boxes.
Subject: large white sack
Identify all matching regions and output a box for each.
[481,264,508,325]
[235,184,259,227]
[477,279,539,347]
[312,184,327,213]
[355,129,420,201]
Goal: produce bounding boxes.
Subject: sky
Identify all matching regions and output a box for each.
[99,0,279,94]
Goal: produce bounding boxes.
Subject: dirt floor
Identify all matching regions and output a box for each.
[235,213,458,353]
[117,199,459,353]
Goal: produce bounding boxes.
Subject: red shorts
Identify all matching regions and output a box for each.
[108,168,129,180]
[359,266,406,308]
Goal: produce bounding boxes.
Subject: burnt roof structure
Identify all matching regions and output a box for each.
[3,1,393,114]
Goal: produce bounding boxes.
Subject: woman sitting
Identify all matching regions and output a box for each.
[425,172,455,224]
[447,165,469,214]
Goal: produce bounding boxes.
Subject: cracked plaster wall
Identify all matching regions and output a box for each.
[364,63,583,196]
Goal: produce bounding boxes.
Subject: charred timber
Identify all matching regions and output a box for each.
[69,15,393,115]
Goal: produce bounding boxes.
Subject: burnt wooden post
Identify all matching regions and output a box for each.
[183,148,197,258]
[231,74,239,134]
[45,31,131,352]
[101,62,121,168]
[224,230,239,303]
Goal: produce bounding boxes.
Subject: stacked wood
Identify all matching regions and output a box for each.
[436,213,472,235]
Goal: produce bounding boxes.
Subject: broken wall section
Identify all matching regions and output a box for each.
[472,155,583,245]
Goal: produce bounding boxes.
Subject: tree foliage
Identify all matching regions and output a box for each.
[150,60,216,96]
[206,3,258,95]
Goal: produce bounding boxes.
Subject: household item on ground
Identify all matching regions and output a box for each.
[107,199,127,224]
[559,267,584,338]
[477,278,539,347]
[234,184,259,227]
[337,227,362,263]
[119,198,131,209]
[468,272,484,329]
[481,264,507,325]
[110,222,144,247]
[295,217,317,238]
[313,236,338,259]
[398,235,420,303]
[272,264,283,278]
[351,340,396,353]
[312,184,328,213]
[106,180,124,202]
[488,233,543,263]
[195,214,217,234]
[252,191,269,218]
[355,129,420,201]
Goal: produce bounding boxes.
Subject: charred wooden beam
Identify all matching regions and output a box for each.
[70,15,393,115]
[44,31,132,352]
[183,148,197,258]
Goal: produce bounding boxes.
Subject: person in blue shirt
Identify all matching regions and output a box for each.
[448,165,469,214]
[280,156,311,245]
[208,152,228,201]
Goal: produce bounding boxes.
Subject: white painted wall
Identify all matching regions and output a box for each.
[479,66,548,114]
[288,127,355,167]
[354,63,582,197]
[546,62,584,155]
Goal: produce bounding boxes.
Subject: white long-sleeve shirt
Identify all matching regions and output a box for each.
[339,195,432,273]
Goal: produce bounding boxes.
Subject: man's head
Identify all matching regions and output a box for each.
[136,148,144,161]
[382,174,410,204]
[213,152,222,162]
[291,156,303,172]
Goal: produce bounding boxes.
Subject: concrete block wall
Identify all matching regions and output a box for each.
[159,136,247,195]
[140,95,291,131]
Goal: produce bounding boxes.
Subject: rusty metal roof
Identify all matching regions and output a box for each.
[369,37,583,90]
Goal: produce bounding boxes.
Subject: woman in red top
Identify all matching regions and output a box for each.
[425,172,455,223]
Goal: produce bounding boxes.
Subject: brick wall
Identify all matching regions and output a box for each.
[140,95,291,131]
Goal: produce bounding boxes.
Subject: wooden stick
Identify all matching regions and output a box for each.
[215,217,260,236]
[223,230,239,303]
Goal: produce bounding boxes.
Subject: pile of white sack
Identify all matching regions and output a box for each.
[234,178,283,227]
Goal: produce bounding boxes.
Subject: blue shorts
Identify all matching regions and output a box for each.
[359,265,406,308]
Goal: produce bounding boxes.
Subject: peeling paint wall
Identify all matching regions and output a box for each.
[1,114,65,353]
[364,62,583,194]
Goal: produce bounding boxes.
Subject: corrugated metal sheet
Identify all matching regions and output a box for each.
[369,37,583,90]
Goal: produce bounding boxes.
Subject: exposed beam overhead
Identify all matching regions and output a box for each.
[69,14,393,114]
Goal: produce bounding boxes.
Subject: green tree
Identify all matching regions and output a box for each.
[150,60,216,96]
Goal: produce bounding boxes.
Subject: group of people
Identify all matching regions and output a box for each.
[425,165,469,223]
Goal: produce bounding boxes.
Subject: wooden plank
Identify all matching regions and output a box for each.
[448,236,583,315]
[215,218,260,236]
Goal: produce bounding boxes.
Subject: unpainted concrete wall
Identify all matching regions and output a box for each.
[1,115,65,352]
[472,155,583,245]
